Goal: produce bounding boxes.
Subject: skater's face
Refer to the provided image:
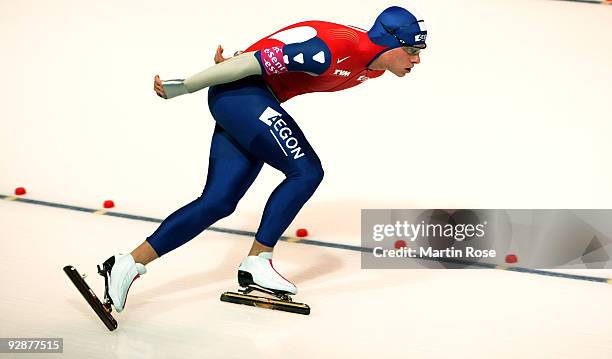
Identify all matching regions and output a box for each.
[370,47,422,77]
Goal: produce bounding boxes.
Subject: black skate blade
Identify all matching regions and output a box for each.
[63,265,118,331]
[220,291,310,315]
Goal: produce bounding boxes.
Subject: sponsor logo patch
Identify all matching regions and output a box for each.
[333,69,351,77]
[258,107,305,160]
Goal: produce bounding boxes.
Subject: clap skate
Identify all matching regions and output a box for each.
[220,252,310,315]
[63,254,146,331]
[63,262,117,331]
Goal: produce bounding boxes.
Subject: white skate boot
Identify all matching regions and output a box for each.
[97,253,146,313]
[220,252,310,315]
[238,252,297,295]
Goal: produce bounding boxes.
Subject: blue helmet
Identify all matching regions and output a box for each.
[368,6,428,49]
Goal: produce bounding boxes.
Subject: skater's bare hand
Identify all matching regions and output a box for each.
[214,45,230,64]
[214,45,244,64]
[153,74,166,99]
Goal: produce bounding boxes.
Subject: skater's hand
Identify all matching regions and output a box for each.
[214,45,230,64]
[214,45,244,64]
[153,74,166,99]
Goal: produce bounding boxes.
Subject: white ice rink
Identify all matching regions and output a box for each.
[1,0,612,358]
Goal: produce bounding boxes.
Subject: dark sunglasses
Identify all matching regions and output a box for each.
[381,23,426,55]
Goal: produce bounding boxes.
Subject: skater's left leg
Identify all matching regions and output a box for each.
[102,125,263,312]
[129,124,268,265]
[144,124,263,257]
[131,240,158,266]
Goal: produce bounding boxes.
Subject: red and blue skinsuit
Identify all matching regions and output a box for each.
[246,21,388,102]
[147,21,391,255]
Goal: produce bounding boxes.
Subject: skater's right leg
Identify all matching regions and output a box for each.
[208,77,325,296]
[247,239,273,257]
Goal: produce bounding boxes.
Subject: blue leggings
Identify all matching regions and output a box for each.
[146,76,324,256]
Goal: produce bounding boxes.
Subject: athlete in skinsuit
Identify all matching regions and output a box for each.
[98,6,427,313]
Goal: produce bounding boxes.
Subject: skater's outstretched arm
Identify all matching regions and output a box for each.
[154,51,262,99]
[154,36,332,99]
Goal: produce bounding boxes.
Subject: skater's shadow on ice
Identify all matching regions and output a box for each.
[127,199,423,314]
[290,253,343,284]
[128,248,344,316]
[132,247,241,297]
